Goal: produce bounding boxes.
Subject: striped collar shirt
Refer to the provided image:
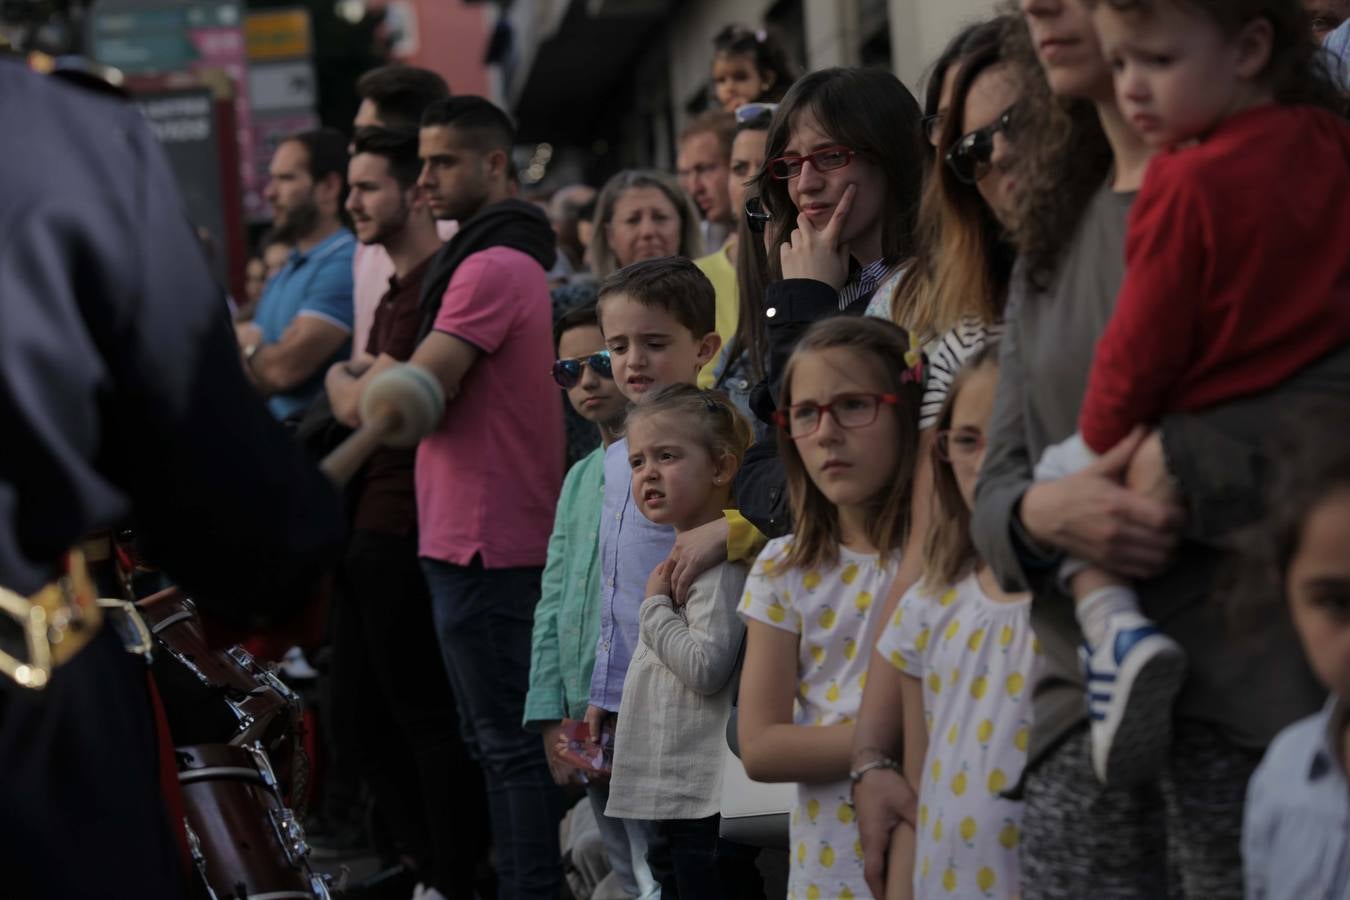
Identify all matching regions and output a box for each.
[838,257,899,311]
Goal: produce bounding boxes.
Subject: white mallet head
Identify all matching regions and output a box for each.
[359,364,445,447]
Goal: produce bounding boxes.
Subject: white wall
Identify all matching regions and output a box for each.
[666,0,775,126]
[887,0,1004,96]
[662,0,1005,142]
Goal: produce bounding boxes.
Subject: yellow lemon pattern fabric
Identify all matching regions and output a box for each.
[738,535,896,899]
[876,571,1040,899]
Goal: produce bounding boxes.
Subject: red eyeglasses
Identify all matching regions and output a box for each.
[766,146,857,180]
[773,393,898,439]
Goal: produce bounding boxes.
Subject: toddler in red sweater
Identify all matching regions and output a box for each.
[1034,0,1350,788]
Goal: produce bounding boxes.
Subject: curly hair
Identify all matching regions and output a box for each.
[887,16,1016,337]
[999,15,1115,291]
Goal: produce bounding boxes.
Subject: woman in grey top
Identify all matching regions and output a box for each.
[970,2,1342,898]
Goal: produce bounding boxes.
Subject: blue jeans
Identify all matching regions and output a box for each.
[421,556,564,900]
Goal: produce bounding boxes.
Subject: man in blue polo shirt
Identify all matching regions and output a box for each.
[238,128,356,420]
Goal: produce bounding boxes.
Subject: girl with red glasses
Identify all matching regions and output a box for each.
[737,316,924,900]
[730,66,926,541]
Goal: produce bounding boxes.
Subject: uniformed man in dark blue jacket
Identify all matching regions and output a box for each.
[0,56,344,898]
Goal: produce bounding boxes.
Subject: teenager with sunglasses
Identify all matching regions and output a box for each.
[524,302,635,895]
[970,3,1349,897]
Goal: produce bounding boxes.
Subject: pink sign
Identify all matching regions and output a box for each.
[188,26,257,221]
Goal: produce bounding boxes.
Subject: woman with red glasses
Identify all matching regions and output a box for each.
[656,67,925,607]
[730,66,925,540]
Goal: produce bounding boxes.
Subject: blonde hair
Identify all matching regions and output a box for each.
[624,384,754,467]
[920,343,1000,591]
[589,170,705,278]
[778,317,923,571]
[888,19,1015,338]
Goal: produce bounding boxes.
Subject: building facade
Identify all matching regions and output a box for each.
[505,0,1000,186]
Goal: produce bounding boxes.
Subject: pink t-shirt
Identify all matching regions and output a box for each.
[351,219,458,357]
[415,245,563,568]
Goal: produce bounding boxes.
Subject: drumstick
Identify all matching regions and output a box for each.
[319,364,445,485]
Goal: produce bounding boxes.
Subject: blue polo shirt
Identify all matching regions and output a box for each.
[254,229,356,420]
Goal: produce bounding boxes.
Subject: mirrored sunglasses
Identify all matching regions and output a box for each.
[735,102,778,128]
[551,351,612,389]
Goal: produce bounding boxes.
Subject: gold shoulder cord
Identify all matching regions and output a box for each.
[0,550,105,689]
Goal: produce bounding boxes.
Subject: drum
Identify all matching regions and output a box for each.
[137,588,305,798]
[177,743,330,900]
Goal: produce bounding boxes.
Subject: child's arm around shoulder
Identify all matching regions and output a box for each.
[639,559,747,695]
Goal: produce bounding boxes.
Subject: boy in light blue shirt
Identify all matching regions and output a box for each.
[584,258,721,898]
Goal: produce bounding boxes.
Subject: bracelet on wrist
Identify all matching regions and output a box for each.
[848,756,899,785]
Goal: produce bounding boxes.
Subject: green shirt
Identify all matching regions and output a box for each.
[523,445,606,728]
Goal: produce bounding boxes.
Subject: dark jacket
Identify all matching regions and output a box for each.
[735,277,877,537]
[0,60,343,899]
[418,198,557,341]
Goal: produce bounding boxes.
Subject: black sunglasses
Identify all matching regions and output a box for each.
[744,196,771,234]
[945,105,1017,185]
[550,351,612,388]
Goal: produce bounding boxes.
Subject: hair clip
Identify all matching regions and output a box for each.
[703,392,720,413]
[755,29,767,43]
[901,333,925,385]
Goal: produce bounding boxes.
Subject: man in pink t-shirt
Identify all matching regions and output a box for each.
[405,95,565,899]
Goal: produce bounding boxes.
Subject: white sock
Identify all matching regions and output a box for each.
[1077,585,1141,648]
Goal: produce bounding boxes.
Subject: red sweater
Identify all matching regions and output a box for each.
[1079,105,1350,453]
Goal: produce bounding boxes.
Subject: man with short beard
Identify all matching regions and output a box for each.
[409,95,564,899]
[323,126,484,900]
[675,110,736,251]
[238,128,356,421]
[350,64,454,357]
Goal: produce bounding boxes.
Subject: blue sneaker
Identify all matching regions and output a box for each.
[1083,612,1186,787]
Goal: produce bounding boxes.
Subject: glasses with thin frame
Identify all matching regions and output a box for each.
[935,426,986,463]
[744,195,771,234]
[773,392,898,439]
[550,351,612,389]
[767,146,857,181]
[945,105,1017,185]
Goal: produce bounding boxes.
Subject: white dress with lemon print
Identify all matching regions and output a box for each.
[876,571,1042,900]
[739,535,896,900]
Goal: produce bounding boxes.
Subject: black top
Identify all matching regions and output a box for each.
[0,60,346,900]
[354,255,434,535]
[0,61,342,623]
